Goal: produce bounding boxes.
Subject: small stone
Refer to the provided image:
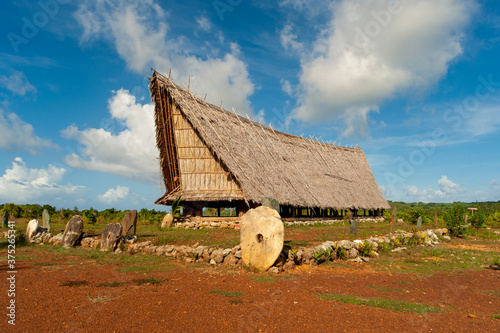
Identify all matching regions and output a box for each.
[361,257,370,262]
[391,247,407,253]
[49,233,63,245]
[294,250,303,264]
[339,240,353,250]
[220,223,229,229]
[222,248,232,257]
[268,267,279,274]
[348,248,359,259]
[231,244,241,254]
[62,215,84,248]
[121,210,137,237]
[211,249,224,263]
[210,259,216,265]
[283,260,296,271]
[234,250,242,259]
[224,254,238,266]
[348,257,363,263]
[443,235,451,241]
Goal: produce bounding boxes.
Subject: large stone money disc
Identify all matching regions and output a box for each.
[240,206,284,271]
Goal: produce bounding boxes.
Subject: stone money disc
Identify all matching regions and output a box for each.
[240,206,284,272]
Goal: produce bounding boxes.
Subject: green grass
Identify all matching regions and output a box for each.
[209,290,244,298]
[371,244,500,276]
[368,286,406,293]
[96,282,126,287]
[474,290,500,298]
[60,280,89,287]
[317,293,444,315]
[392,280,413,285]
[251,275,277,283]
[132,278,165,285]
[491,313,500,320]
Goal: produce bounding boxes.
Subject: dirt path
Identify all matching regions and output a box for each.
[2,247,499,333]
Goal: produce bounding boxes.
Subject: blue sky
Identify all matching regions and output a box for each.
[1,0,499,210]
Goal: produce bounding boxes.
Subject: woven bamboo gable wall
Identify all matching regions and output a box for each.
[171,102,244,201]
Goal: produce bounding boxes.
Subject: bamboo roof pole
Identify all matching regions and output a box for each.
[154,78,176,189]
[268,125,323,208]
[244,113,307,204]
[162,88,182,189]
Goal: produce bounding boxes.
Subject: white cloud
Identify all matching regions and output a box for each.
[465,104,500,138]
[279,0,333,19]
[0,157,84,203]
[0,70,36,96]
[280,79,293,96]
[62,89,159,184]
[292,0,476,137]
[0,109,56,153]
[74,0,255,116]
[98,185,130,204]
[437,175,462,195]
[402,175,465,201]
[196,16,212,32]
[280,25,304,53]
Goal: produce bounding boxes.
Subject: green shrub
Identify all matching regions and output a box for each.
[469,210,485,228]
[444,204,467,236]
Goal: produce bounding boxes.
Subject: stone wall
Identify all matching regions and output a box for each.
[34,227,450,274]
[173,216,386,230]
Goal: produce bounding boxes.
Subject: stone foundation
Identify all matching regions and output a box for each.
[36,227,450,273]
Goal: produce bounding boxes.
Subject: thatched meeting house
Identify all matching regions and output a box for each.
[149,69,390,220]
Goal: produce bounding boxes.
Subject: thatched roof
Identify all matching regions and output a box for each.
[150,69,390,210]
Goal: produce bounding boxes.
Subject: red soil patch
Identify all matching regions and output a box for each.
[2,247,499,332]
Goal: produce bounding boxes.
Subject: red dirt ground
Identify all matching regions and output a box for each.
[2,247,499,332]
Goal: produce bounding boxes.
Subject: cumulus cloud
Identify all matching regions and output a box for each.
[292,0,476,137]
[74,0,255,116]
[0,109,56,153]
[62,89,159,184]
[0,157,84,203]
[402,175,465,201]
[98,185,130,204]
[0,70,36,96]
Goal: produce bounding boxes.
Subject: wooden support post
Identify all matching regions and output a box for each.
[391,207,397,233]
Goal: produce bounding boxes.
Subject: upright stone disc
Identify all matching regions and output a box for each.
[240,206,284,272]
